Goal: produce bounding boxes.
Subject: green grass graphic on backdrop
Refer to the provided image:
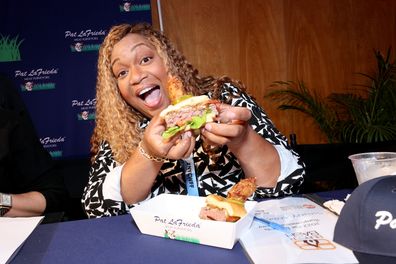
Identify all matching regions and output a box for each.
[0,35,24,62]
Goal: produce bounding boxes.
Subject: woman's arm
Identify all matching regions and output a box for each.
[203,83,305,195]
[202,106,280,187]
[120,145,164,204]
[225,125,280,187]
[83,118,196,217]
[120,115,196,204]
[4,192,46,217]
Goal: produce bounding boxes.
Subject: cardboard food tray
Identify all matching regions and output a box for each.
[130,193,257,249]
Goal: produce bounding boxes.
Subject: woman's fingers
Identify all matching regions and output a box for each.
[230,120,247,125]
[203,122,246,139]
[165,131,195,159]
[146,105,251,159]
[216,105,251,124]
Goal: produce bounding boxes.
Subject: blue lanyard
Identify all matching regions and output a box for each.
[182,154,199,196]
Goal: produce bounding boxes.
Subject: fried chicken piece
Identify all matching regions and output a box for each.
[199,178,257,222]
[167,76,186,105]
[227,178,257,202]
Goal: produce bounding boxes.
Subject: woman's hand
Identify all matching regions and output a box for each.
[201,103,280,187]
[200,104,252,151]
[141,114,196,160]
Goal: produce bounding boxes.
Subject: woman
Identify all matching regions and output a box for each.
[82,23,305,218]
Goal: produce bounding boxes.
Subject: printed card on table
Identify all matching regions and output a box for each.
[239,197,358,264]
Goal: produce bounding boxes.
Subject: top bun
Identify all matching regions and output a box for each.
[205,194,247,218]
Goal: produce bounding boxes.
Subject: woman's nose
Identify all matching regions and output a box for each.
[129,65,147,85]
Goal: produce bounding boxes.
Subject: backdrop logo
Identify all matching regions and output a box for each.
[21,81,55,91]
[70,42,100,52]
[119,1,150,12]
[72,98,96,120]
[0,34,24,62]
[40,136,66,158]
[15,68,58,92]
[49,150,63,158]
[78,110,96,120]
[65,29,105,53]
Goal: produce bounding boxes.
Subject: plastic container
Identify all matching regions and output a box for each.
[348,152,396,185]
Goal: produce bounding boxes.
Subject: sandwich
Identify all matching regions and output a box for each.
[199,178,256,222]
[199,194,247,222]
[160,77,219,140]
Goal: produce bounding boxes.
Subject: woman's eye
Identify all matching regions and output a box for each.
[140,56,152,65]
[117,70,128,79]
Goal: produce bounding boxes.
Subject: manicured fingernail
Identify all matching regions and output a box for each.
[205,124,212,131]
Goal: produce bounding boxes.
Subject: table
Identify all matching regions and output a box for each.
[11,213,250,264]
[11,189,352,264]
[315,189,351,201]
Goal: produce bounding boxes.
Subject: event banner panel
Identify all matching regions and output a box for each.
[0,0,152,158]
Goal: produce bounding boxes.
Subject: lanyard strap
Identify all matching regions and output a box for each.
[182,154,199,196]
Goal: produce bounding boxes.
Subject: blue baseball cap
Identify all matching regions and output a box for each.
[333,175,396,264]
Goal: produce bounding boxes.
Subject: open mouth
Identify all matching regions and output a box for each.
[138,85,161,107]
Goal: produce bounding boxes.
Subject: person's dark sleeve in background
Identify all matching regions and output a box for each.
[0,74,69,214]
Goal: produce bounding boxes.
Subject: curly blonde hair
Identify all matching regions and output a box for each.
[91,23,245,163]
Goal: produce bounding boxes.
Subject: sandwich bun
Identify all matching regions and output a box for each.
[199,178,256,222]
[206,194,247,219]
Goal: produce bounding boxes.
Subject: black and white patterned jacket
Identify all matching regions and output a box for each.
[82,83,305,218]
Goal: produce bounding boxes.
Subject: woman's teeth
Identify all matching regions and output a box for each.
[139,86,155,98]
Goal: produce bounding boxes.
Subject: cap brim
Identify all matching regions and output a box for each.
[354,251,396,264]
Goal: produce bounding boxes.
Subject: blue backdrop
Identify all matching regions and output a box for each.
[0,0,152,159]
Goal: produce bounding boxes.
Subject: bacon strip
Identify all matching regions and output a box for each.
[227,178,257,202]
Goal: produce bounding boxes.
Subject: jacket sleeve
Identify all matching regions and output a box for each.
[81,141,129,218]
[221,83,305,198]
